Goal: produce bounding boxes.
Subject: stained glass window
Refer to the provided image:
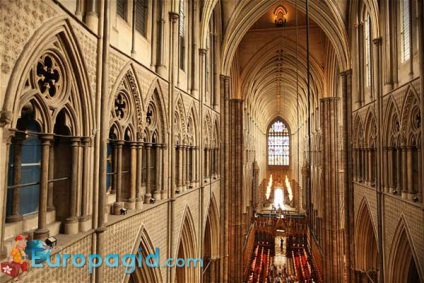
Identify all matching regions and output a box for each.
[268,120,289,165]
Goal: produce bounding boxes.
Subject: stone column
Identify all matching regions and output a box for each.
[112,141,124,214]
[79,137,90,231]
[320,97,343,283]
[387,147,393,193]
[66,137,81,234]
[406,146,414,198]
[85,0,98,31]
[361,148,366,181]
[154,144,162,200]
[160,144,167,200]
[178,145,184,189]
[127,142,137,209]
[367,148,373,185]
[182,145,187,191]
[193,146,198,183]
[47,138,55,211]
[75,0,83,20]
[186,146,191,186]
[111,143,117,194]
[191,146,196,184]
[401,146,408,198]
[136,141,144,208]
[144,143,152,202]
[204,147,209,180]
[6,134,24,222]
[227,99,244,282]
[210,259,216,283]
[156,4,166,76]
[396,147,402,190]
[34,134,54,239]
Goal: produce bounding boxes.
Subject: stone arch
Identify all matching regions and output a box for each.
[204,111,213,147]
[186,102,198,146]
[240,36,324,108]
[203,194,220,281]
[204,193,220,257]
[2,18,94,136]
[400,85,420,138]
[175,206,199,283]
[146,79,168,142]
[387,217,422,283]
[384,96,401,146]
[175,95,187,142]
[109,66,144,142]
[353,114,364,147]
[220,0,350,76]
[355,198,378,280]
[355,0,380,37]
[127,226,163,283]
[363,109,376,147]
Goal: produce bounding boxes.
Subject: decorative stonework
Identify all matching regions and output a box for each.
[71,24,98,97]
[0,0,57,74]
[109,52,128,94]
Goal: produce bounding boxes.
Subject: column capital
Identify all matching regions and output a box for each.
[40,133,54,142]
[373,37,383,46]
[169,12,179,22]
[145,142,152,148]
[81,137,91,145]
[199,48,208,55]
[70,137,81,144]
[340,69,352,77]
[129,141,138,147]
[115,140,125,146]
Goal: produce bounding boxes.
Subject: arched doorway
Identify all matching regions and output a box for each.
[203,198,219,282]
[128,228,163,283]
[175,211,198,283]
[355,200,378,282]
[387,221,421,283]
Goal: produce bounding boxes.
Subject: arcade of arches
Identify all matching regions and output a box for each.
[0,0,423,282]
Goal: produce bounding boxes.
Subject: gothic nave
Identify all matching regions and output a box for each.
[0,0,423,282]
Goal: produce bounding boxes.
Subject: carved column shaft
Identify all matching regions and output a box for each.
[146,143,152,195]
[7,135,24,222]
[156,144,163,193]
[34,134,53,239]
[129,142,137,204]
[320,97,343,283]
[116,141,124,202]
[137,142,143,200]
[80,138,90,218]
[68,138,81,221]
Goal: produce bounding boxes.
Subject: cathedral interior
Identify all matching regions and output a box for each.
[0,0,423,282]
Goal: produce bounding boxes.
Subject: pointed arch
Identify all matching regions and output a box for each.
[127,225,163,283]
[3,17,94,135]
[204,193,220,258]
[146,79,168,141]
[175,206,199,283]
[353,114,364,147]
[204,111,213,147]
[387,216,423,283]
[109,64,145,141]
[400,85,420,135]
[220,0,350,76]
[175,94,187,142]
[186,102,198,146]
[384,96,401,146]
[363,109,376,147]
[355,198,378,271]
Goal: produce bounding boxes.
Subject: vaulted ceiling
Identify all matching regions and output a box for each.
[219,0,350,132]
